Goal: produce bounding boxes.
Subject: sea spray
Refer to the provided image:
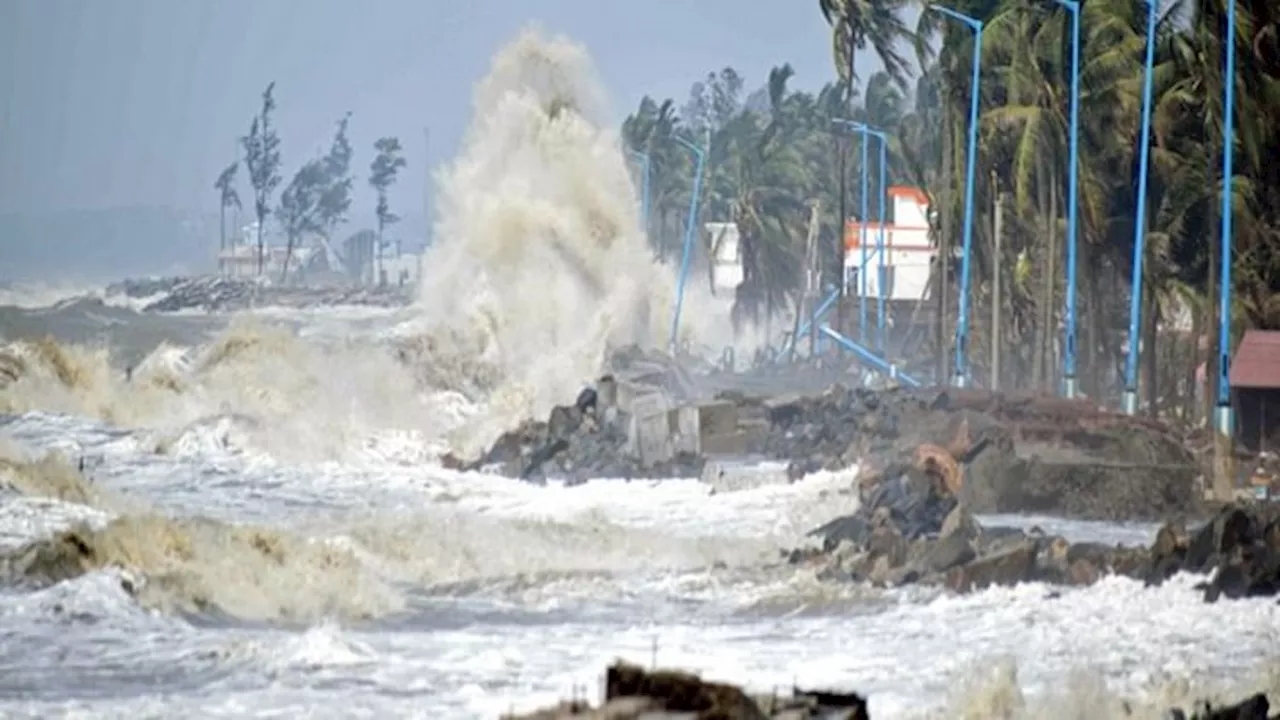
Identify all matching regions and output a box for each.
[412,27,752,458]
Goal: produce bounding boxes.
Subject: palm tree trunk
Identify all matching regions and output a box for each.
[1202,178,1219,425]
[1188,298,1203,423]
[936,99,954,382]
[1039,173,1059,393]
[1142,282,1159,417]
[1084,255,1101,397]
[377,222,385,287]
[281,234,295,283]
[256,219,265,276]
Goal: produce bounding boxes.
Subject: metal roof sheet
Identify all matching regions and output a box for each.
[1230,330,1280,389]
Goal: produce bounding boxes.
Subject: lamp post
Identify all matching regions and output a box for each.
[928,5,984,388]
[627,149,651,239]
[669,134,707,356]
[1123,0,1158,415]
[835,120,891,353]
[858,127,870,343]
[1048,0,1082,398]
[1215,0,1237,483]
[873,128,888,354]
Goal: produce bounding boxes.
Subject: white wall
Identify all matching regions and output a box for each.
[705,222,743,293]
[844,187,934,301]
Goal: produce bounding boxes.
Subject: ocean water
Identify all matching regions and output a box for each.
[2,26,1279,720]
[2,408,1279,719]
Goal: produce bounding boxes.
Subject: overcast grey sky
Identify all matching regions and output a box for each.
[0,0,920,218]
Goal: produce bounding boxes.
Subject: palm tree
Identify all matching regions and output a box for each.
[612,0,1280,408]
[819,0,917,102]
[214,161,241,254]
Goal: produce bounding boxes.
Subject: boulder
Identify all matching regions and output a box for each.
[944,541,1037,593]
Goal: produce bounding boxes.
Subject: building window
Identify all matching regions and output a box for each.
[845,266,860,295]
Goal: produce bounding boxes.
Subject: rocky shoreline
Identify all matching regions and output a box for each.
[461,372,1202,522]
[793,461,1280,602]
[504,661,1275,719]
[105,275,413,313]
[461,373,1280,604]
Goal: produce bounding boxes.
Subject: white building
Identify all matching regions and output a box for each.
[845,186,934,301]
[704,222,743,293]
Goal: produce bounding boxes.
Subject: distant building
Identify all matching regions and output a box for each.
[704,222,743,294]
[217,220,326,280]
[844,186,934,301]
[218,243,323,279]
[379,246,423,288]
[1230,330,1280,453]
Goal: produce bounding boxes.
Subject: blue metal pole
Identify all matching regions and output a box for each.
[1052,0,1081,398]
[670,136,706,355]
[859,131,870,344]
[876,131,888,354]
[833,119,891,350]
[781,288,841,359]
[1123,0,1157,415]
[930,6,984,388]
[818,325,922,388]
[1217,0,1236,435]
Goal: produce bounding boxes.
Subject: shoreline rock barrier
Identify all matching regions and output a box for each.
[463,373,1203,522]
[502,660,1274,719]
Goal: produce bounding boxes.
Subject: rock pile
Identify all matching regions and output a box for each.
[105,275,412,313]
[449,379,704,483]
[467,377,1201,523]
[794,457,1280,602]
[504,661,1276,719]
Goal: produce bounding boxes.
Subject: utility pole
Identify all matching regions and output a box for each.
[835,134,848,348]
[991,171,1003,391]
[798,199,821,360]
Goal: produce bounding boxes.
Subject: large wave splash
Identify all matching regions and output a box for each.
[0,322,470,464]
[409,27,748,457]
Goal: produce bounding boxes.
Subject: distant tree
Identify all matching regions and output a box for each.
[369,136,407,280]
[240,82,283,275]
[275,159,326,282]
[315,113,354,249]
[213,161,241,253]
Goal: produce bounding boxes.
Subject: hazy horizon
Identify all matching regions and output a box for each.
[0,0,919,282]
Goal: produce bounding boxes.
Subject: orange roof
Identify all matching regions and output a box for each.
[888,186,929,206]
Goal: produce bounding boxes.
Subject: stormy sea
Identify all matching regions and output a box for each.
[1,29,1278,720]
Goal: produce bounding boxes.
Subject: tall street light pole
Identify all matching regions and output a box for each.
[928,5,984,388]
[859,127,870,344]
[1213,0,1238,500]
[1123,0,1158,415]
[834,120,892,354]
[670,134,707,356]
[1050,0,1082,398]
[875,129,888,354]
